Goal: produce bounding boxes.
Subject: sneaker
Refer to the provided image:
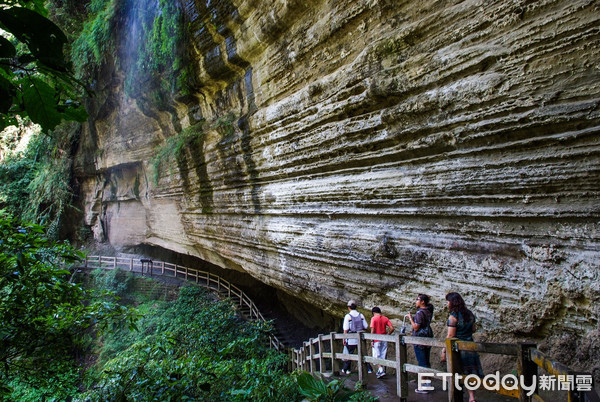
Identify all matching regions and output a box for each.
[376,371,386,379]
[415,388,430,394]
[367,368,373,374]
[340,369,351,375]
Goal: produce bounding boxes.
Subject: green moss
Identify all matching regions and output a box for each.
[150,123,205,184]
[71,0,121,79]
[71,0,190,96]
[123,0,189,97]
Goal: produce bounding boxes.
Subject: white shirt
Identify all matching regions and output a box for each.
[343,310,368,345]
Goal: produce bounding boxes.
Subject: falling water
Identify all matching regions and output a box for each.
[120,0,162,97]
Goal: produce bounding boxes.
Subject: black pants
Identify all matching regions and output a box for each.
[342,344,373,373]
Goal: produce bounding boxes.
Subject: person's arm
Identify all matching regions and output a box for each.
[386,318,394,334]
[441,315,458,362]
[408,311,421,331]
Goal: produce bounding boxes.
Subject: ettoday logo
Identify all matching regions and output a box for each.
[418,372,594,396]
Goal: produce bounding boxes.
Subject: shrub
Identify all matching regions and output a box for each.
[82,286,300,401]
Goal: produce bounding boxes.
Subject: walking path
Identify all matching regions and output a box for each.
[78,254,599,402]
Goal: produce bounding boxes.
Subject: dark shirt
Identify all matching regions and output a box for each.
[447,310,475,341]
[412,308,432,336]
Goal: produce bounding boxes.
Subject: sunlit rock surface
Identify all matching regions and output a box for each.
[74,0,600,374]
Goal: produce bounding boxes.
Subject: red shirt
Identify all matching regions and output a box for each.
[370,315,392,342]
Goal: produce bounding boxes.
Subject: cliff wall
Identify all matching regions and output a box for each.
[73,0,600,374]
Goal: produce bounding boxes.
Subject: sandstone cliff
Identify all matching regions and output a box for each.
[73,0,600,374]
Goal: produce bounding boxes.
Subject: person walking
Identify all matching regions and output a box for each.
[440,292,483,402]
[408,294,434,393]
[341,300,373,374]
[370,306,394,378]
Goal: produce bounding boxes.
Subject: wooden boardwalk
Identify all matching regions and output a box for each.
[291,330,600,402]
[79,255,599,402]
[81,255,284,350]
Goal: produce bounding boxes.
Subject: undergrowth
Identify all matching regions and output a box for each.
[81,284,300,401]
[0,121,80,239]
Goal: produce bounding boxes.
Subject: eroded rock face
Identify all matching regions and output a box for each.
[74,0,600,373]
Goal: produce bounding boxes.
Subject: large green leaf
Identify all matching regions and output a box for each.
[22,77,62,131]
[0,0,48,16]
[0,7,68,71]
[0,35,16,58]
[0,74,15,113]
[60,104,88,123]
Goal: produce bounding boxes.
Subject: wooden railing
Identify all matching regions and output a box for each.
[291,331,599,402]
[81,255,284,351]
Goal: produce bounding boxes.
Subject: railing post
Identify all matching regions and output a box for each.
[518,343,538,402]
[446,338,463,402]
[130,258,133,271]
[396,333,408,401]
[113,257,116,269]
[302,342,308,371]
[330,332,339,375]
[318,334,325,374]
[309,340,316,374]
[161,262,164,275]
[85,257,88,268]
[357,331,366,384]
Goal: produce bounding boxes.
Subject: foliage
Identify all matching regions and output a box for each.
[70,0,120,80]
[123,0,187,97]
[0,0,87,132]
[71,0,189,97]
[0,214,137,398]
[89,267,135,299]
[82,285,300,401]
[0,121,79,238]
[150,115,235,185]
[294,371,377,402]
[0,143,35,215]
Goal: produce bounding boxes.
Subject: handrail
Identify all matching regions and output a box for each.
[80,255,284,351]
[291,331,599,402]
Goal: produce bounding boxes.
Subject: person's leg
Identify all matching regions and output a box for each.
[413,345,428,367]
[380,342,388,370]
[342,345,357,373]
[424,346,431,368]
[372,342,381,372]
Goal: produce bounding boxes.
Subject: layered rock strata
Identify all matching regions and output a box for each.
[74,0,600,374]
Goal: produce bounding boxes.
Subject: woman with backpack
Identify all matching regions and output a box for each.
[407,294,434,394]
[407,294,434,366]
